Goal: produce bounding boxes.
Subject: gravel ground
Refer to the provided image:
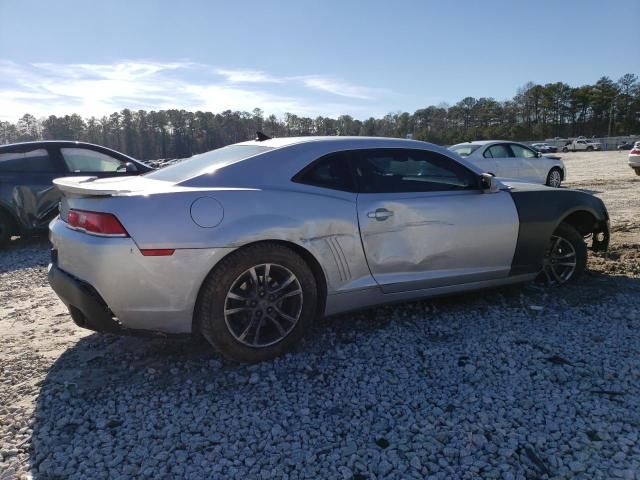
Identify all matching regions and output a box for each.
[1,151,639,479]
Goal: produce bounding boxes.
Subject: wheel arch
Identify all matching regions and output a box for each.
[558,208,599,236]
[192,239,328,332]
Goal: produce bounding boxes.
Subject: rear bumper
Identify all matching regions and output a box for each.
[48,263,125,333]
[48,217,235,334]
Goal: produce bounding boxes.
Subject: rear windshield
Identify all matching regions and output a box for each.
[449,144,481,157]
[145,145,272,182]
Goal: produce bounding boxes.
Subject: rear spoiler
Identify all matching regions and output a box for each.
[53,177,130,196]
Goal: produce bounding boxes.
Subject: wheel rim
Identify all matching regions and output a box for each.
[224,263,303,348]
[542,235,577,286]
[549,170,562,187]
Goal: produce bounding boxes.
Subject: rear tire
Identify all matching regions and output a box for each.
[0,211,13,248]
[196,243,317,363]
[538,223,587,286]
[634,168,640,176]
[545,168,563,188]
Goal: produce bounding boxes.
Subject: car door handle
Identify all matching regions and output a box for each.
[367,208,394,221]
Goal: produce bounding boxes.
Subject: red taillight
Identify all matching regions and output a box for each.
[67,209,129,237]
[140,249,175,256]
[630,148,640,155]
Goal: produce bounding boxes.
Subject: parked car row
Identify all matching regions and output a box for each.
[0,135,615,361]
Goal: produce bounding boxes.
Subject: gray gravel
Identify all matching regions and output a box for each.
[1,151,639,479]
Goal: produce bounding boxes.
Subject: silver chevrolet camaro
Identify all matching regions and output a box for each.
[48,136,610,362]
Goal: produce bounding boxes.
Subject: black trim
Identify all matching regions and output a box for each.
[48,263,124,333]
[508,189,609,275]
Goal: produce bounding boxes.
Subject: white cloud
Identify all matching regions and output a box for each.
[0,60,393,121]
[215,69,283,84]
[298,75,386,100]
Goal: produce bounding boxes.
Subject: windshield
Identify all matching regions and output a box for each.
[449,144,481,157]
[145,145,272,182]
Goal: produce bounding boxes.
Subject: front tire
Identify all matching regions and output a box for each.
[196,243,318,363]
[634,168,640,176]
[586,146,594,152]
[546,168,563,188]
[539,223,587,286]
[562,147,569,153]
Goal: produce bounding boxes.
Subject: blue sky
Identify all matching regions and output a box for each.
[0,0,638,121]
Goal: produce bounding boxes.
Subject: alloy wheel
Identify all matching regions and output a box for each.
[548,170,562,188]
[541,235,577,286]
[224,263,303,347]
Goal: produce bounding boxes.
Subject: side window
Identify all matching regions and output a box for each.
[510,144,537,158]
[0,149,57,173]
[486,144,513,159]
[293,151,355,192]
[61,148,123,173]
[356,149,477,193]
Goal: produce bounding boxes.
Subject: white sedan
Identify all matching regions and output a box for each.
[449,140,566,187]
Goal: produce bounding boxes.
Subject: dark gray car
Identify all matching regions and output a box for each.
[0,140,152,246]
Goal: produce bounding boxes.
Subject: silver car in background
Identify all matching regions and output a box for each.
[449,140,566,187]
[48,136,608,362]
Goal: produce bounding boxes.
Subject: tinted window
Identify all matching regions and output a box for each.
[356,149,477,193]
[485,145,512,158]
[0,149,57,173]
[62,148,123,172]
[294,152,355,192]
[510,144,537,158]
[449,144,480,157]
[146,145,271,182]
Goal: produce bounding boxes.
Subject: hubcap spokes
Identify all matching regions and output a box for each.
[542,235,577,286]
[549,171,561,187]
[224,263,303,347]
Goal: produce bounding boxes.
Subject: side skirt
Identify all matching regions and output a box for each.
[324,273,538,317]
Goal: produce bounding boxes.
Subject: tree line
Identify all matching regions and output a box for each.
[1,74,638,160]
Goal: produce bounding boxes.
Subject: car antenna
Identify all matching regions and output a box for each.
[255,131,271,142]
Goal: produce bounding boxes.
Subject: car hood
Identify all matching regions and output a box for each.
[498,179,555,192]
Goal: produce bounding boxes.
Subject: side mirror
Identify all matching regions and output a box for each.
[536,151,543,158]
[124,161,138,173]
[480,173,500,193]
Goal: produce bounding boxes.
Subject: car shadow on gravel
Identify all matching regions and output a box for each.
[28,265,640,478]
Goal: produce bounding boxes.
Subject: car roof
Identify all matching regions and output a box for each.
[236,135,438,149]
[172,135,484,187]
[0,140,140,163]
[451,140,516,147]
